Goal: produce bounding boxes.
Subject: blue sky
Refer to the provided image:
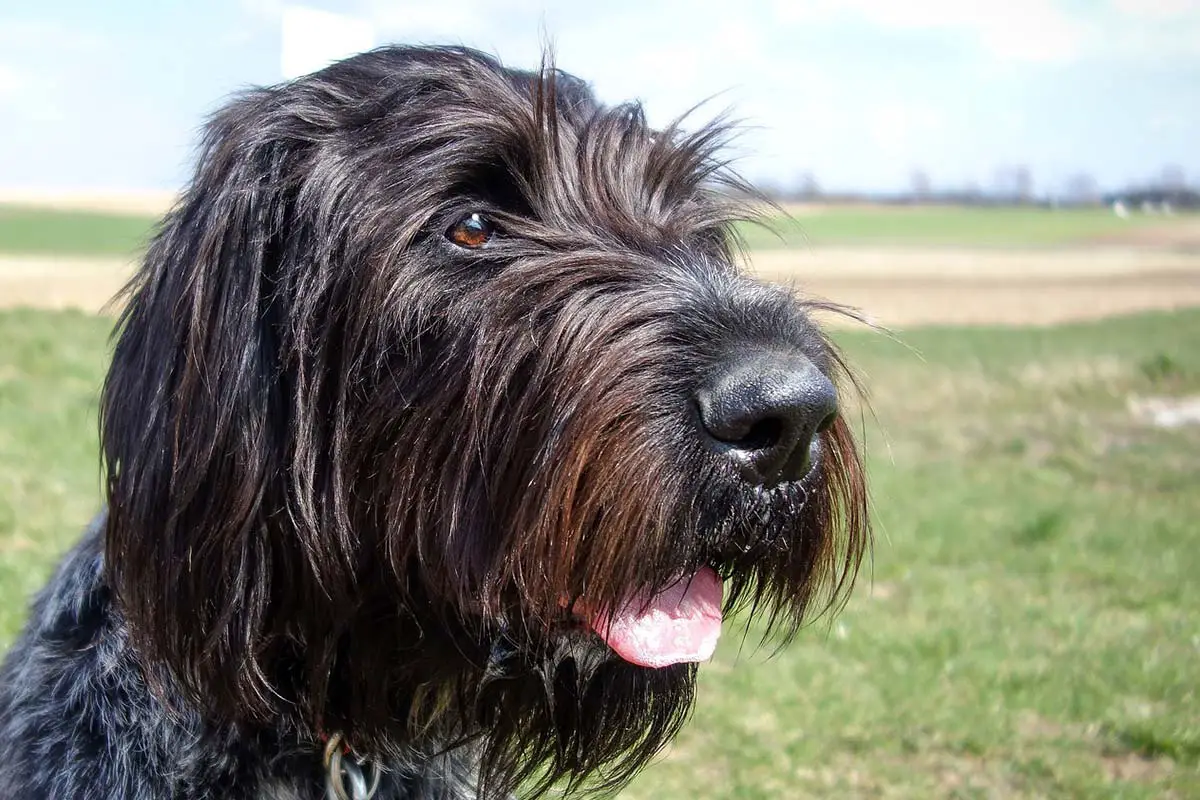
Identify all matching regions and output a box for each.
[1,0,1197,195]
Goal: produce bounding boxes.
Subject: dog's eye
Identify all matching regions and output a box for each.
[446,213,496,249]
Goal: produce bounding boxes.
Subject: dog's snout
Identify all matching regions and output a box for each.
[696,351,838,486]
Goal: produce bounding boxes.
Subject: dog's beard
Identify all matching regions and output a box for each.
[393,405,865,798]
[474,629,698,797]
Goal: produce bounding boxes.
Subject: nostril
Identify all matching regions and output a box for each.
[716,416,784,452]
[740,417,784,451]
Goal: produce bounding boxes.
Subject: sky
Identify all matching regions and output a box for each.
[1,0,1198,196]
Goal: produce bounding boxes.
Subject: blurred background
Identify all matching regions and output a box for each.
[1,2,1197,797]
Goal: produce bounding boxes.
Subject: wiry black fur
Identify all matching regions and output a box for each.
[0,45,869,798]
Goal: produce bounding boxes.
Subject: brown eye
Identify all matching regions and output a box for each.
[446,212,496,249]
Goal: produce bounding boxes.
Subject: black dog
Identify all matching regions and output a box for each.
[0,46,869,798]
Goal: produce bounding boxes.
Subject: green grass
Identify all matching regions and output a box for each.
[0,309,110,635]
[737,206,1177,249]
[0,204,1186,257]
[1,308,1199,797]
[0,204,158,258]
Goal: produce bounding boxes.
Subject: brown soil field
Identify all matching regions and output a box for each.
[4,246,1198,328]
[750,246,1200,327]
[0,188,177,215]
[0,257,135,314]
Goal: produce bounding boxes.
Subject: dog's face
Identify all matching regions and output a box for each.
[101,46,868,796]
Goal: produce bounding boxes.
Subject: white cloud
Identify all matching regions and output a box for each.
[0,64,26,98]
[239,0,286,23]
[1149,109,1196,132]
[365,0,533,39]
[1107,0,1200,60]
[773,0,1088,63]
[773,0,1200,64]
[0,18,109,53]
[867,102,946,156]
[0,57,66,123]
[281,6,376,78]
[1111,0,1198,18]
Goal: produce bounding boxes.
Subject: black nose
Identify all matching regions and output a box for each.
[696,351,838,486]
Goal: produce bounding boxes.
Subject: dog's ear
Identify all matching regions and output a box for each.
[101,89,324,719]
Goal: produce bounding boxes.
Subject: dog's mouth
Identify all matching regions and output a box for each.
[569,567,724,668]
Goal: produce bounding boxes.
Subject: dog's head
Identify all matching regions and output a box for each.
[101,46,869,796]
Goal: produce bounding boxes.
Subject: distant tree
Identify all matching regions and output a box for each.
[910,169,931,202]
[1064,173,1099,205]
[1014,165,1034,204]
[755,178,784,202]
[992,166,1017,203]
[797,171,821,201]
[1160,164,1186,191]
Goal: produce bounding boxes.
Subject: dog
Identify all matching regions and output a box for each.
[0,46,869,798]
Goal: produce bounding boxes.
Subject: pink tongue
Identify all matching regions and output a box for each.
[584,567,723,668]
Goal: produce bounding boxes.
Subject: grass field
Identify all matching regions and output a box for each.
[2,306,1197,797]
[0,203,1182,256]
[0,204,158,257]
[739,206,1173,249]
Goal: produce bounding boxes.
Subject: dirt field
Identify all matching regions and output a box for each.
[0,188,176,216]
[4,245,1199,328]
[0,256,135,315]
[752,245,1200,327]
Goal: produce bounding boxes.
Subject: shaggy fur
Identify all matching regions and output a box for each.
[0,46,869,798]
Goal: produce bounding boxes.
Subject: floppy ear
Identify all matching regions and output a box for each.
[101,89,328,720]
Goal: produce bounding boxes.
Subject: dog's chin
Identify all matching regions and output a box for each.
[530,466,824,673]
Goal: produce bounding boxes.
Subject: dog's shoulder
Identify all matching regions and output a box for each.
[13,513,110,647]
[0,513,155,797]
